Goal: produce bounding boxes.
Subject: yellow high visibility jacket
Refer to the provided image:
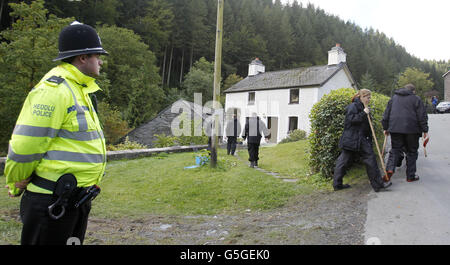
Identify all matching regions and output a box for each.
[5,63,107,195]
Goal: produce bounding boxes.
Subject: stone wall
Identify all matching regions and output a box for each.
[1,145,208,176]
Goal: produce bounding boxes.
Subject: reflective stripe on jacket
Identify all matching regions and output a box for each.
[5,63,107,195]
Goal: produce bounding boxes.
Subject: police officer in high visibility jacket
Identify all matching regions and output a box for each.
[4,21,108,245]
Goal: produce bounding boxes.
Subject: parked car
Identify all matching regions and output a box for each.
[436,101,450,113]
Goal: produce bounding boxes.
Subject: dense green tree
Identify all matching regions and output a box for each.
[397,67,434,101]
[44,0,120,26]
[359,72,377,92]
[125,0,174,54]
[181,57,214,104]
[0,0,72,152]
[221,73,243,106]
[97,101,131,144]
[97,25,164,127]
[223,25,267,76]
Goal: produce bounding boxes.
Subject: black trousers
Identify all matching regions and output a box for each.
[386,133,420,178]
[227,137,237,155]
[20,190,91,245]
[333,138,385,190]
[247,143,260,162]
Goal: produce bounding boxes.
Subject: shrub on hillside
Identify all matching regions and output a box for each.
[97,101,132,145]
[153,133,208,148]
[308,88,389,178]
[153,134,177,148]
[279,129,307,144]
[107,136,147,151]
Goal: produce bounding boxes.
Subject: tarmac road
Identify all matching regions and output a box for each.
[364,114,450,244]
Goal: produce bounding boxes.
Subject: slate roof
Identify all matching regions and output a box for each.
[224,63,351,93]
[120,99,211,146]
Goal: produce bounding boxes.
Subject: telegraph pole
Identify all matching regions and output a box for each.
[210,0,224,168]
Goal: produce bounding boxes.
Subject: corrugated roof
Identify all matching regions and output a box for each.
[224,63,345,93]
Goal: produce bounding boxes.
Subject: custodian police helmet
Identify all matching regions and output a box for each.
[53,21,108,61]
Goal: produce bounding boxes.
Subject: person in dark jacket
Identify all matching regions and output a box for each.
[382,84,429,182]
[225,114,242,155]
[333,89,392,192]
[242,113,270,168]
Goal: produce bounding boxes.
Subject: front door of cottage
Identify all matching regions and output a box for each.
[267,117,278,143]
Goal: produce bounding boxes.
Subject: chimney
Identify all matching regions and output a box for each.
[248,58,265,76]
[328,43,347,66]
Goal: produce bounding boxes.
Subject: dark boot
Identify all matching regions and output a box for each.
[333,184,351,191]
[374,181,392,192]
[407,175,420,182]
[250,161,255,168]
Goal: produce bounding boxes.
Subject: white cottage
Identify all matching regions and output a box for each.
[224,44,357,143]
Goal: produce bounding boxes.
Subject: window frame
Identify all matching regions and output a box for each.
[248,92,255,105]
[288,116,298,133]
[289,89,299,104]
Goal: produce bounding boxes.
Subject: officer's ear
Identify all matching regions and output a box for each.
[71,54,86,65]
[78,54,90,64]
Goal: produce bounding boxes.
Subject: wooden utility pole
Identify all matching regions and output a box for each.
[210,0,224,168]
[0,0,5,27]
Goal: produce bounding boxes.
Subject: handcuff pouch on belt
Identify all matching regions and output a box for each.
[47,174,78,220]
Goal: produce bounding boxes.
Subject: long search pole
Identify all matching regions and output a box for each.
[366,111,388,179]
[210,0,224,168]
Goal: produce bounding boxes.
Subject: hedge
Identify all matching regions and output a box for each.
[308,88,390,178]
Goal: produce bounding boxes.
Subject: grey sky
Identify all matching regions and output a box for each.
[280,0,449,61]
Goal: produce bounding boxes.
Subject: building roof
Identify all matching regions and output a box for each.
[120,99,211,146]
[224,63,352,93]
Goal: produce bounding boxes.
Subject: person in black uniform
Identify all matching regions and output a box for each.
[225,114,241,156]
[242,113,270,168]
[333,89,392,192]
[382,84,428,182]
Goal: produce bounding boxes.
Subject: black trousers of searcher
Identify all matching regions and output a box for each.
[20,190,91,245]
[227,137,237,155]
[247,143,260,162]
[333,137,385,191]
[386,133,420,179]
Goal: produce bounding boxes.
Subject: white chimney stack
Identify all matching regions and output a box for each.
[328,43,346,65]
[248,58,265,76]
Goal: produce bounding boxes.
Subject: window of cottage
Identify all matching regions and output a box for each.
[248,92,255,105]
[290,89,299,104]
[288,116,298,133]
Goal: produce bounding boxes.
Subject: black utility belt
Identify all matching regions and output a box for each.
[30,172,101,220]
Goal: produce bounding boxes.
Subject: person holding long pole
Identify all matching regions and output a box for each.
[333,89,392,192]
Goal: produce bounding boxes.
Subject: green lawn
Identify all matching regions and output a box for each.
[91,148,312,219]
[0,140,368,244]
[247,140,367,189]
